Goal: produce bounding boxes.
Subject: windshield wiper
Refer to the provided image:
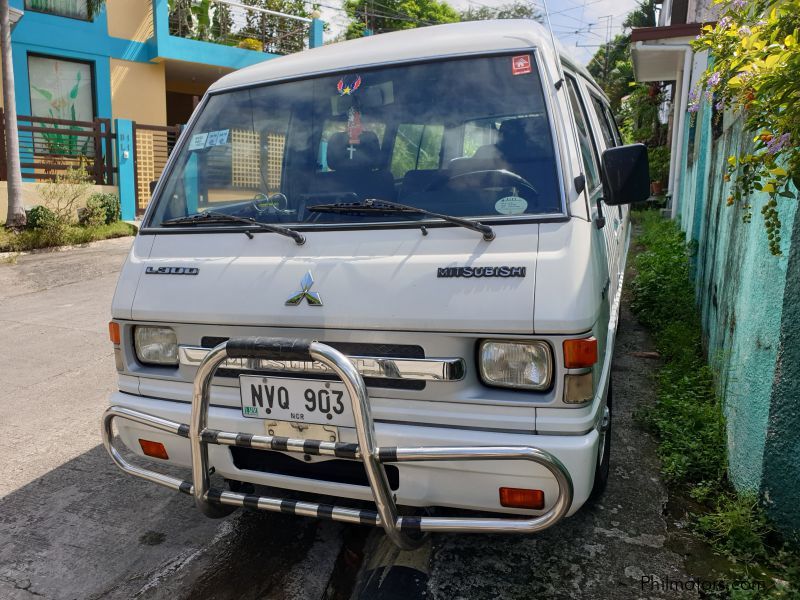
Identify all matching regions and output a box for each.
[307,199,495,241]
[161,211,305,245]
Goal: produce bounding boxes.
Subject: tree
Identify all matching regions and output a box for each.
[587,0,657,113]
[344,0,459,40]
[1,0,24,228]
[460,2,542,22]
[242,0,313,54]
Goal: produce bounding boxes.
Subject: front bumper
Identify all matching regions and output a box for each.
[103,339,594,548]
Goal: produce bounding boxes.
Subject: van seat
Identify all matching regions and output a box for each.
[308,131,395,202]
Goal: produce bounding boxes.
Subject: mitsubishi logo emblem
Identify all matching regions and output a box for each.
[286,271,323,306]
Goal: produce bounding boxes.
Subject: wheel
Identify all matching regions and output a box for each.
[589,380,612,502]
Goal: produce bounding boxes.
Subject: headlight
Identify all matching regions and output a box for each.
[479,340,552,390]
[134,326,178,366]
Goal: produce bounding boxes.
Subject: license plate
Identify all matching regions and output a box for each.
[239,375,355,428]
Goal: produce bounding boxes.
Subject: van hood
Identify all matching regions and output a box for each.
[115,225,539,334]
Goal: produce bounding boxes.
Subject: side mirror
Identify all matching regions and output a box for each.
[149,180,158,195]
[601,143,650,206]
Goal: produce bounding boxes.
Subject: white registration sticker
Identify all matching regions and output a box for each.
[239,375,355,428]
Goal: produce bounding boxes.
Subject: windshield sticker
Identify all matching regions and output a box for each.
[512,55,532,76]
[205,129,229,147]
[337,75,362,96]
[188,132,208,151]
[495,196,528,215]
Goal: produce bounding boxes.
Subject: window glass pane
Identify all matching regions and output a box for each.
[391,124,443,178]
[149,54,563,228]
[590,95,617,148]
[29,56,93,121]
[606,107,622,145]
[28,56,94,156]
[565,76,600,191]
[25,0,88,19]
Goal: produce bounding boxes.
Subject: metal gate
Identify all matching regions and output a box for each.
[132,122,181,216]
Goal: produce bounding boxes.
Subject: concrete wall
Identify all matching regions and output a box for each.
[0,182,118,221]
[106,0,154,42]
[678,95,799,534]
[110,59,167,124]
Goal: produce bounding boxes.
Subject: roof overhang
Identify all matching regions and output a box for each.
[630,22,719,82]
[631,41,690,81]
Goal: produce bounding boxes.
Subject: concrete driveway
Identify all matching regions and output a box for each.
[0,238,694,599]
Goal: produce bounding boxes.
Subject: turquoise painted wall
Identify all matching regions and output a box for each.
[677,96,799,533]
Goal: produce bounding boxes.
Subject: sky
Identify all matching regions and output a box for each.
[317,0,643,65]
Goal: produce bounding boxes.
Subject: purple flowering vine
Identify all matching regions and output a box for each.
[766,133,791,155]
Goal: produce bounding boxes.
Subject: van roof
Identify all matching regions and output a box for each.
[209,19,594,93]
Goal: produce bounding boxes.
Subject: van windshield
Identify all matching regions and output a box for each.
[147,54,562,230]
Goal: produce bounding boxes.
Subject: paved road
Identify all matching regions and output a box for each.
[0,238,694,599]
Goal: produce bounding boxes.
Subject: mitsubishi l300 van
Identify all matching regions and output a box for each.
[102,19,650,549]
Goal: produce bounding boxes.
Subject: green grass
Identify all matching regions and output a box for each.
[630,210,799,598]
[0,221,136,253]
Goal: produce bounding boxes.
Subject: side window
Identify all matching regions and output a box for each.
[590,95,617,149]
[462,120,497,157]
[565,75,601,191]
[606,108,623,146]
[390,124,444,179]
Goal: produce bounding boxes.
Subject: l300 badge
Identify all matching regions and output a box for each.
[145,266,199,275]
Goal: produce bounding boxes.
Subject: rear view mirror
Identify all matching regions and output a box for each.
[601,144,650,206]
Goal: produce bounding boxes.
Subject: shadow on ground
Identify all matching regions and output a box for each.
[0,443,348,600]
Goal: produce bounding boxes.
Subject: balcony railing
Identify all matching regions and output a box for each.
[168,0,313,55]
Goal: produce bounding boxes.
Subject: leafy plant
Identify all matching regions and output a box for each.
[78,197,107,227]
[0,221,136,252]
[34,160,93,245]
[25,205,57,230]
[692,0,800,255]
[647,145,671,184]
[630,210,800,598]
[87,192,121,224]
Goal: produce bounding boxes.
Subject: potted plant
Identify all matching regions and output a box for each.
[647,145,670,196]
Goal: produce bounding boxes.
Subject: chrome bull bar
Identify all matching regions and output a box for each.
[102,338,574,549]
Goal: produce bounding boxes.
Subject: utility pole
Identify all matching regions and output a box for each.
[1,0,24,228]
[597,14,613,84]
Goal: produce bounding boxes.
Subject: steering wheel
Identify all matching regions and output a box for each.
[424,169,539,197]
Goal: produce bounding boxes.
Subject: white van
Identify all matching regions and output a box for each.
[102,19,649,549]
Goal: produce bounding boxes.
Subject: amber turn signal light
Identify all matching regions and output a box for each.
[563,337,598,368]
[108,321,121,345]
[499,487,545,510]
[139,439,169,460]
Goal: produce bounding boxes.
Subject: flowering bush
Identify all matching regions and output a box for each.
[691,0,800,255]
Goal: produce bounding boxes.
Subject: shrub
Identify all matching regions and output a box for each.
[37,161,93,224]
[78,197,107,227]
[89,192,121,224]
[26,205,57,230]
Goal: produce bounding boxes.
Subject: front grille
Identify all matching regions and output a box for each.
[201,337,426,390]
[230,447,400,490]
